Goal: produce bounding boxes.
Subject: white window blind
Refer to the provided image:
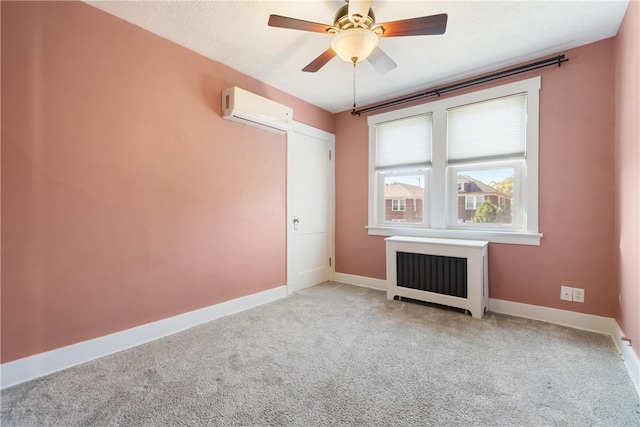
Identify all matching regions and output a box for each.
[375,114,432,168]
[447,94,526,163]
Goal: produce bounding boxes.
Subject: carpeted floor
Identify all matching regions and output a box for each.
[1,282,639,426]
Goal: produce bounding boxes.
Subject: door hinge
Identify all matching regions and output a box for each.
[329,257,332,267]
[329,149,332,160]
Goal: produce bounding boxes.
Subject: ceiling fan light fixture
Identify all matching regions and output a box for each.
[331,28,378,63]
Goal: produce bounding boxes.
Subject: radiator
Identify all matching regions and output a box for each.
[385,236,489,318]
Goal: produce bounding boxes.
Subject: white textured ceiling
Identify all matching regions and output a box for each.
[85,0,629,114]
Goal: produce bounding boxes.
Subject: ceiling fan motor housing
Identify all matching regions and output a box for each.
[333,4,377,31]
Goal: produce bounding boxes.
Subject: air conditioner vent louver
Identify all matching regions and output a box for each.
[221,86,293,134]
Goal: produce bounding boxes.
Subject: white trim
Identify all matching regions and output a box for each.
[0,285,287,390]
[4,275,637,400]
[490,297,639,398]
[333,272,386,291]
[612,321,640,398]
[367,77,541,244]
[290,121,334,140]
[488,298,615,335]
[335,274,615,333]
[448,160,523,231]
[366,226,542,246]
[334,274,638,397]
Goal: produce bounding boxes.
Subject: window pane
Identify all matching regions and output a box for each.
[376,114,432,168]
[456,169,513,225]
[448,94,526,163]
[383,175,425,223]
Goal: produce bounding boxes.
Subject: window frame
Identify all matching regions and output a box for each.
[448,160,523,231]
[367,77,542,246]
[377,170,429,227]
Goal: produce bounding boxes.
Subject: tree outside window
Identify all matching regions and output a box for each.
[473,198,504,223]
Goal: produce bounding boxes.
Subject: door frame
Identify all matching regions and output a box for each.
[286,121,335,295]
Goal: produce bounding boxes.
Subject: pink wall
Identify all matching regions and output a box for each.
[614,0,640,359]
[0,1,334,363]
[336,39,618,317]
[1,0,635,366]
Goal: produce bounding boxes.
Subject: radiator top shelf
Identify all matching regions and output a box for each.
[384,236,489,248]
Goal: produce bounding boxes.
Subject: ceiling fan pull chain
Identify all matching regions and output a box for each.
[352,59,357,114]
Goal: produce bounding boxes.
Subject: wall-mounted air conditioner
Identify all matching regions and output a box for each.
[221,86,293,134]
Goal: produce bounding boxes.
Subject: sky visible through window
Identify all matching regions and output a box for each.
[387,175,424,188]
[389,168,512,188]
[460,168,512,187]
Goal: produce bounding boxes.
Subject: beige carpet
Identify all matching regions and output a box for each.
[2,282,639,426]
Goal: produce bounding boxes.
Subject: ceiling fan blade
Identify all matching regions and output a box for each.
[377,13,448,37]
[367,47,397,75]
[302,48,337,72]
[268,15,333,34]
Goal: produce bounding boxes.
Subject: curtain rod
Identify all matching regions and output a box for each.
[351,54,568,116]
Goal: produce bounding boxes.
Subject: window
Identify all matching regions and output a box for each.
[454,166,518,226]
[392,199,406,211]
[375,115,431,226]
[465,195,485,210]
[367,77,541,245]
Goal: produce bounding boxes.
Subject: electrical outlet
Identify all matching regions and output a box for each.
[560,286,573,301]
[572,288,585,303]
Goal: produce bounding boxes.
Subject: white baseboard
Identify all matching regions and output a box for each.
[334,273,639,398]
[1,285,288,390]
[333,273,613,334]
[4,274,639,400]
[611,321,640,399]
[488,298,616,335]
[333,272,386,291]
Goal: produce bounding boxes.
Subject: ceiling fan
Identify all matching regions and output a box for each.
[268,0,448,75]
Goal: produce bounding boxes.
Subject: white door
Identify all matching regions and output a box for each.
[287,122,335,294]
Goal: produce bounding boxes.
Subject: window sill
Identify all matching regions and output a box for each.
[366,226,542,246]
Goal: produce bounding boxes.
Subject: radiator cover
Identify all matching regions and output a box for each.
[385,237,488,318]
